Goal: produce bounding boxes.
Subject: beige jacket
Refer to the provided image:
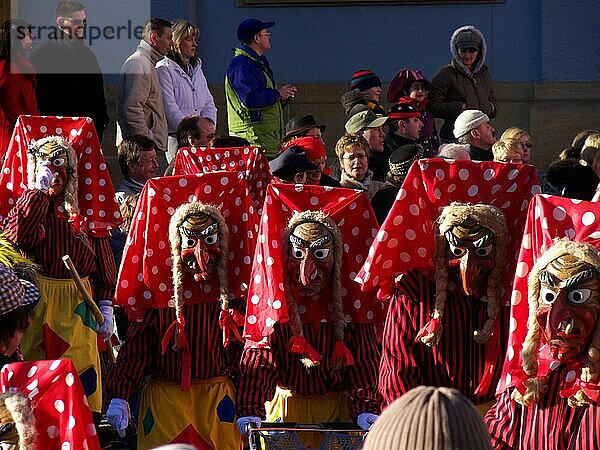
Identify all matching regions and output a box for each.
[116,40,167,151]
[340,170,385,200]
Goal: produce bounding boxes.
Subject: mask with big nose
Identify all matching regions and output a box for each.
[445,219,496,298]
[536,255,600,363]
[179,214,221,282]
[287,221,334,297]
[31,139,71,198]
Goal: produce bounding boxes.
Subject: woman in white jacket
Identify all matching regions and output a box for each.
[156,20,217,162]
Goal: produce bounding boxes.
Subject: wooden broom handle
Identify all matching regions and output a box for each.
[62,255,116,363]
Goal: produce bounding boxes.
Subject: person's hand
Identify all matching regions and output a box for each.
[107,398,129,437]
[34,163,54,193]
[357,412,379,430]
[236,416,262,435]
[278,84,298,102]
[97,300,114,341]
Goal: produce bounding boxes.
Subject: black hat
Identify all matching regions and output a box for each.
[388,99,422,120]
[284,115,326,140]
[269,146,318,182]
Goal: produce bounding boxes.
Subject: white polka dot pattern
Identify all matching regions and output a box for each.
[357,160,539,302]
[0,116,121,234]
[243,184,386,342]
[172,145,272,216]
[0,359,101,449]
[114,173,259,321]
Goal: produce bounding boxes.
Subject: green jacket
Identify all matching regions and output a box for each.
[225,46,283,158]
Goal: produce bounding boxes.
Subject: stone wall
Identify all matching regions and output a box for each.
[103,81,600,186]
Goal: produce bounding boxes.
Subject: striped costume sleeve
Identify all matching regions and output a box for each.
[344,322,381,417]
[106,310,159,400]
[89,236,117,302]
[2,189,48,250]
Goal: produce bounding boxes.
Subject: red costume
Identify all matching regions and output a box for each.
[238,184,383,426]
[485,195,600,450]
[357,159,539,407]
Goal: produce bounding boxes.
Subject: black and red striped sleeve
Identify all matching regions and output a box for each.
[89,236,116,302]
[2,189,48,250]
[344,322,381,417]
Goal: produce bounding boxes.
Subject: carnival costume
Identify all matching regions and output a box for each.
[173,144,271,215]
[0,359,101,450]
[237,184,384,447]
[106,172,258,450]
[0,116,121,412]
[357,159,540,408]
[485,195,600,449]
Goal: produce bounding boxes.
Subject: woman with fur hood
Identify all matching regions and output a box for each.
[429,25,497,142]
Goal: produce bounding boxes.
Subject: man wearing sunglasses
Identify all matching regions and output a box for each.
[30,0,109,142]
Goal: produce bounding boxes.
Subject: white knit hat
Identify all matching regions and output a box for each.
[453,109,489,138]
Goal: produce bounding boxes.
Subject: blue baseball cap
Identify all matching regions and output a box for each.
[237,18,275,42]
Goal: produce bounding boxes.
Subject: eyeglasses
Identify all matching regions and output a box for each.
[458,48,478,54]
[257,32,271,37]
[61,17,87,26]
[343,153,367,162]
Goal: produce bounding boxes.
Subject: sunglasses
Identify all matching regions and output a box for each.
[61,17,87,26]
[458,48,478,54]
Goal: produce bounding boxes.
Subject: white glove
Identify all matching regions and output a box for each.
[34,163,54,193]
[236,416,261,435]
[97,300,114,341]
[107,398,129,437]
[357,412,379,430]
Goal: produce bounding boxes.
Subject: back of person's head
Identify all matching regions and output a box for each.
[579,133,600,174]
[363,386,492,450]
[143,18,172,41]
[437,143,471,160]
[117,135,155,177]
[210,135,250,148]
[55,0,85,18]
[560,129,599,160]
[0,19,30,59]
[547,158,599,201]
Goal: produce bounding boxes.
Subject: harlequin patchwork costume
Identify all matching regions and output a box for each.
[485,195,600,449]
[106,173,258,450]
[357,159,540,409]
[173,144,271,215]
[0,116,121,412]
[237,184,384,446]
[0,359,101,450]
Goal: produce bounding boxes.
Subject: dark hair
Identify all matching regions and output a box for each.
[55,0,86,18]
[210,135,250,148]
[143,18,172,41]
[0,306,32,351]
[0,19,30,60]
[117,135,155,177]
[176,115,215,149]
[547,158,599,201]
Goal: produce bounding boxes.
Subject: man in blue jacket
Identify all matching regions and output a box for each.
[225,18,297,158]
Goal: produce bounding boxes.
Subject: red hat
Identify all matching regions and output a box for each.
[1,359,101,450]
[387,97,422,120]
[387,68,434,103]
[115,172,259,321]
[174,145,271,215]
[497,195,600,397]
[0,116,121,237]
[244,184,384,344]
[287,136,327,163]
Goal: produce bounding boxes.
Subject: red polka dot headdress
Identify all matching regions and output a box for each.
[244,184,384,358]
[173,145,271,214]
[357,159,541,302]
[0,359,101,450]
[114,173,259,322]
[0,116,121,237]
[497,195,600,405]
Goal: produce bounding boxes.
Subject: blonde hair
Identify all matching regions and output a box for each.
[0,392,36,449]
[580,133,600,176]
[500,127,528,142]
[492,138,523,162]
[334,133,371,163]
[171,20,199,52]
